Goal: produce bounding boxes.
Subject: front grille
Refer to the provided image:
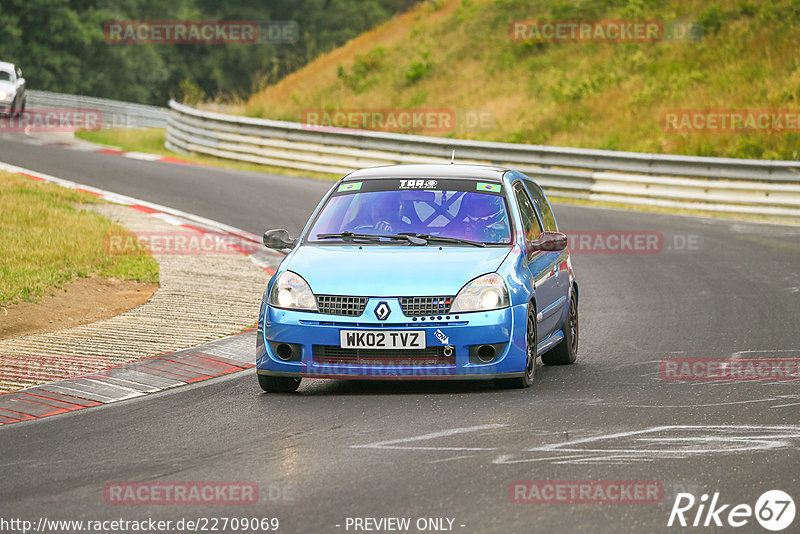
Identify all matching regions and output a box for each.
[316,295,368,316]
[399,296,453,317]
[313,345,454,366]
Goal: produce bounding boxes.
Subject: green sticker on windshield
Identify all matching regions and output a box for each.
[476,182,501,193]
[338,182,362,192]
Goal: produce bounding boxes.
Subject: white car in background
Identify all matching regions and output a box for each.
[0,61,26,116]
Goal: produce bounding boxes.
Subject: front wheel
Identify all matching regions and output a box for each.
[495,304,537,389]
[542,291,578,366]
[258,373,301,393]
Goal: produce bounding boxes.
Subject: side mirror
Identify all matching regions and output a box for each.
[17,77,25,88]
[528,231,568,253]
[263,228,296,250]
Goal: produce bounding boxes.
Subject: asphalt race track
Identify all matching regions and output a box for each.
[1,135,799,533]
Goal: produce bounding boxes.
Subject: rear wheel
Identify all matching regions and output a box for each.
[258,373,301,393]
[496,304,537,389]
[542,291,578,366]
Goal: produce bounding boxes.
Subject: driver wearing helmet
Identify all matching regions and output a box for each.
[368,194,409,234]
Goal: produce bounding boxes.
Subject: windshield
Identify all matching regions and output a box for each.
[307,178,512,245]
[0,70,12,82]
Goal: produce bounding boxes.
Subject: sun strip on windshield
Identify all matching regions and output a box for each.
[333,178,504,196]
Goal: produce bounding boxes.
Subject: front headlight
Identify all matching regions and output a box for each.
[268,271,318,311]
[0,91,8,101]
[450,273,510,313]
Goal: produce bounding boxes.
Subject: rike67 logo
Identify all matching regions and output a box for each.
[668,490,795,531]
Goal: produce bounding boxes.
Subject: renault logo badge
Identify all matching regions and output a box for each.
[374,302,391,321]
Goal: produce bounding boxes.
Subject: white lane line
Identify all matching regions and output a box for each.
[151,212,189,226]
[427,454,477,464]
[528,426,675,451]
[527,425,800,456]
[618,398,778,408]
[352,424,508,451]
[731,349,800,357]
[552,454,656,465]
[494,425,800,465]
[533,425,800,449]
[494,453,655,465]
[493,453,591,465]
[121,152,163,161]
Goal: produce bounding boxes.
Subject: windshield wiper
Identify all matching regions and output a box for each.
[317,232,381,243]
[316,232,427,245]
[414,234,486,247]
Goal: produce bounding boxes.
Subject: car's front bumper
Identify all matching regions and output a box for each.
[257,298,529,380]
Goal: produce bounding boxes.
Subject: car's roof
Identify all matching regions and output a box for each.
[0,61,16,70]
[342,164,510,182]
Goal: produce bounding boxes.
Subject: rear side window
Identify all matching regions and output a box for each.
[512,182,542,242]
[526,182,558,231]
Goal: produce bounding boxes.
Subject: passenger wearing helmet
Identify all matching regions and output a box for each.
[451,193,508,242]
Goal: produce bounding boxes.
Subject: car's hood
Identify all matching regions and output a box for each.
[284,245,511,296]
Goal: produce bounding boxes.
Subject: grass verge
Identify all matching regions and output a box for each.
[0,171,159,305]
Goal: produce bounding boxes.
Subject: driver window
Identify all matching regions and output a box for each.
[513,182,542,242]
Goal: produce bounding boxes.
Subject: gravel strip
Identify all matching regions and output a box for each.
[0,203,268,392]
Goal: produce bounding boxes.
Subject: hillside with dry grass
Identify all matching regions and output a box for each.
[240,0,800,160]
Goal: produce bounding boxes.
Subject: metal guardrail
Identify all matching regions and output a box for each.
[27,90,168,129]
[166,99,800,218]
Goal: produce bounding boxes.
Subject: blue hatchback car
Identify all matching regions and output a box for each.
[257,164,578,392]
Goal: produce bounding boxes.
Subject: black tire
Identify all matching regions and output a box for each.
[542,291,578,366]
[496,304,537,389]
[258,373,301,393]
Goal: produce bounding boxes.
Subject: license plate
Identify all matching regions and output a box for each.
[340,330,426,349]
